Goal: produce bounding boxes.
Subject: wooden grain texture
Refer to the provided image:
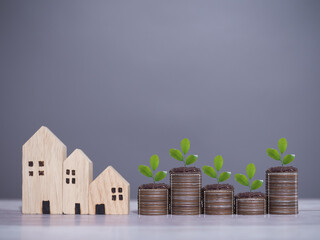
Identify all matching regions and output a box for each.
[138,189,169,215]
[170,173,202,215]
[89,166,130,215]
[22,126,67,214]
[63,149,93,215]
[266,172,298,215]
[204,190,233,215]
[235,198,266,215]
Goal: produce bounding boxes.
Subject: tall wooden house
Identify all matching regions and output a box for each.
[89,166,130,215]
[22,126,67,214]
[63,149,93,214]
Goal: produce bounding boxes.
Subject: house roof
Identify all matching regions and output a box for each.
[23,126,66,149]
[64,149,93,165]
[91,166,129,186]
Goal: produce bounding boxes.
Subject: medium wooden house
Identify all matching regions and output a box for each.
[89,166,130,215]
[63,149,93,214]
[22,126,67,214]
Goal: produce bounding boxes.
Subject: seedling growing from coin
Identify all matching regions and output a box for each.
[267,137,295,167]
[169,138,198,167]
[202,155,231,184]
[235,163,263,192]
[139,154,167,184]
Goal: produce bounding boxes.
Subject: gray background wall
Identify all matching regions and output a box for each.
[1,0,320,199]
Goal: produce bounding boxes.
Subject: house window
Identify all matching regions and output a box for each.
[111,187,124,201]
[39,171,44,176]
[72,170,75,176]
[39,161,44,167]
[29,171,33,176]
[28,161,33,167]
[66,169,70,175]
[66,178,70,184]
[72,178,76,184]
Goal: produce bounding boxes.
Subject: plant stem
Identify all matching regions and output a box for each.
[280,153,283,167]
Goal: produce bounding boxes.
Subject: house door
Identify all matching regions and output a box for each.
[95,204,105,214]
[75,203,81,214]
[42,201,50,214]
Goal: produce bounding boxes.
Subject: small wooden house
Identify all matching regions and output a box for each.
[63,149,93,214]
[89,166,130,215]
[22,126,67,214]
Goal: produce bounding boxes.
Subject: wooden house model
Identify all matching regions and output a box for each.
[22,126,130,215]
[22,126,67,214]
[63,149,93,214]
[89,166,130,215]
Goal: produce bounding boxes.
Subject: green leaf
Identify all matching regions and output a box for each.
[150,154,159,171]
[202,165,217,178]
[219,172,231,182]
[169,149,184,161]
[283,154,295,165]
[278,138,287,154]
[138,165,153,178]
[181,138,190,155]
[246,163,256,180]
[155,171,167,182]
[251,180,263,190]
[186,154,198,165]
[214,155,223,172]
[235,174,249,186]
[267,148,281,161]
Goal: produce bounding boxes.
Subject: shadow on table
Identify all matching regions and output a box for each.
[0,205,313,228]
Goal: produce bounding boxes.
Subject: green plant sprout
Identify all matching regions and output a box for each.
[139,154,167,184]
[267,137,295,167]
[235,163,263,192]
[169,138,198,167]
[202,155,231,184]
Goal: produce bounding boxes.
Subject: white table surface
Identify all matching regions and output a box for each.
[1,199,320,240]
